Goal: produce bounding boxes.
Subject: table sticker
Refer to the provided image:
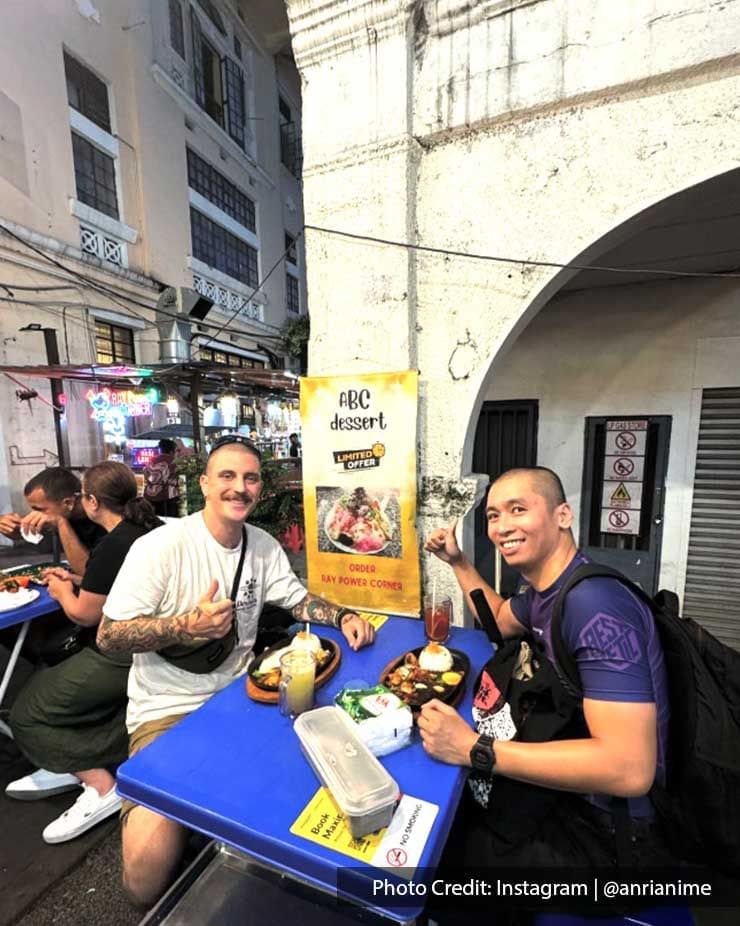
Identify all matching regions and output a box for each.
[358,612,389,631]
[291,789,438,876]
[371,794,438,876]
[291,787,387,862]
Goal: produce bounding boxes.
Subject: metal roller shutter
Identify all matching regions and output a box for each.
[683,387,740,651]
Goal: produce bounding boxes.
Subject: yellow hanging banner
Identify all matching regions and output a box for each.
[301,371,420,616]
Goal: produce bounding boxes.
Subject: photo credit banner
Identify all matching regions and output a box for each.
[301,371,420,616]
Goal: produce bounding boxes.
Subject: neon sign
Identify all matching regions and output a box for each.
[86,388,153,438]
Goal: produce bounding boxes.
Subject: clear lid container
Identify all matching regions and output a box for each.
[294,706,399,818]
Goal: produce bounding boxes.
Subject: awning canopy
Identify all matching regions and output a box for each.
[0,361,300,396]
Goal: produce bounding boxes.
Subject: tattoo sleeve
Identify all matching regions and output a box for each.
[96,612,195,654]
[291,593,347,628]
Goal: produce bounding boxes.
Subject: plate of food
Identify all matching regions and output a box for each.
[2,563,60,581]
[246,631,342,703]
[324,487,394,554]
[0,583,40,612]
[379,643,470,711]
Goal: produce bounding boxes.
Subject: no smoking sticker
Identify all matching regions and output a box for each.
[386,847,408,867]
[604,455,644,482]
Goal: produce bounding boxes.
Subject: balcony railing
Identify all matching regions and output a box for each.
[193,273,263,322]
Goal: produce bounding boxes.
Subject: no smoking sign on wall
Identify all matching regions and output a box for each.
[600,420,647,536]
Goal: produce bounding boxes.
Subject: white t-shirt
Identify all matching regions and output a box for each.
[103,511,306,731]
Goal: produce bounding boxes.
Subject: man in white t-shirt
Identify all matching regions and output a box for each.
[97,435,375,908]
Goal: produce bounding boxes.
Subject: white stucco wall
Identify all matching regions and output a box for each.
[285,0,740,612]
[485,277,740,599]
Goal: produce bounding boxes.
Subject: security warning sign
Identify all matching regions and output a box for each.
[600,419,647,536]
[604,455,645,482]
[601,480,643,510]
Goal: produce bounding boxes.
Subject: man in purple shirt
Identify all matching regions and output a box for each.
[421,466,671,867]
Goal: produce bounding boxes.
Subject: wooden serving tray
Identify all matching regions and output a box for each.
[378,647,470,712]
[246,636,341,704]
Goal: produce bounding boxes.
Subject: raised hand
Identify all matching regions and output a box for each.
[0,513,22,540]
[20,510,57,535]
[423,519,462,565]
[187,579,234,640]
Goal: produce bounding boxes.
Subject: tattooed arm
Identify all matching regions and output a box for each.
[97,578,234,654]
[291,593,375,651]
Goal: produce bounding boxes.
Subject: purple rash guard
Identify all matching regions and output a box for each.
[508,551,669,819]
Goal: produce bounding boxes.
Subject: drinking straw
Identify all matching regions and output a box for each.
[305,621,310,638]
[432,576,437,617]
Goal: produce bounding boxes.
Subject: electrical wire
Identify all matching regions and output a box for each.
[0,226,288,350]
[304,224,740,280]
[191,230,303,357]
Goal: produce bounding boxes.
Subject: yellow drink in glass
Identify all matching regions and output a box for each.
[279,650,316,717]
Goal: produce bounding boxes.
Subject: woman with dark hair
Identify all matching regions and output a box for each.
[5,462,162,844]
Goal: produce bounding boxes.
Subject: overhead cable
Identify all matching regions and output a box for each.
[304,224,740,280]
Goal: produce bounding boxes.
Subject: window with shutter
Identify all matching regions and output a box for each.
[224,57,246,150]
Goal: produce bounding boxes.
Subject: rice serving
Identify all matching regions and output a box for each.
[418,642,453,672]
[292,631,321,654]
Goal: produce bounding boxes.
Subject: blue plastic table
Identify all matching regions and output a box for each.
[117,616,494,922]
[0,585,60,737]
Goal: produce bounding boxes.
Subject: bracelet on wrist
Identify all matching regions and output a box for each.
[334,608,355,628]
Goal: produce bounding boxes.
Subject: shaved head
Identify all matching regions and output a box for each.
[492,467,567,511]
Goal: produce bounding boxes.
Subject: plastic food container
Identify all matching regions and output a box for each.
[294,706,400,838]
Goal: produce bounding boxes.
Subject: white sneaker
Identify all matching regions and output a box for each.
[5,768,81,801]
[42,783,122,844]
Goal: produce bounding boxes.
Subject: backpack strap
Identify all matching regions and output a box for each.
[551,562,656,695]
[550,561,655,866]
[469,588,503,646]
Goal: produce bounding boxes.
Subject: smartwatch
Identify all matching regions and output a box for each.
[469,734,496,777]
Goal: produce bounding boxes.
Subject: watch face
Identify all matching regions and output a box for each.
[472,739,494,773]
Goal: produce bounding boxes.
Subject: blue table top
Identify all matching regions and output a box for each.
[117,616,494,922]
[0,586,60,631]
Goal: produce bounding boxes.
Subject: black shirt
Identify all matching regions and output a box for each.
[81,519,162,666]
[70,515,107,552]
[81,520,160,595]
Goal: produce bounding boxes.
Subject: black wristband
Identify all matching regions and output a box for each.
[334,607,355,628]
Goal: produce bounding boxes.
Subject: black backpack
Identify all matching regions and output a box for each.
[550,563,740,875]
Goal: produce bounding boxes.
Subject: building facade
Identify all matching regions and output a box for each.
[0,0,306,513]
[286,0,740,647]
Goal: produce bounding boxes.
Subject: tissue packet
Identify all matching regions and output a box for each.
[335,684,413,757]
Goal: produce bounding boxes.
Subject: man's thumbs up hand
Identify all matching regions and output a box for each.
[187,579,234,640]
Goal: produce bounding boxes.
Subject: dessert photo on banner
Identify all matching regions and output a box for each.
[317,486,401,559]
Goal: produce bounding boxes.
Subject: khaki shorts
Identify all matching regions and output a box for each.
[120,713,188,822]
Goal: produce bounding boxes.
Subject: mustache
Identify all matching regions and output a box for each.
[224,492,251,502]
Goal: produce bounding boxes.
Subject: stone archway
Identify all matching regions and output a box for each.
[285,0,740,612]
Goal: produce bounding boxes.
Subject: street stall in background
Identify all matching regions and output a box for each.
[301,371,421,616]
[0,359,301,475]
